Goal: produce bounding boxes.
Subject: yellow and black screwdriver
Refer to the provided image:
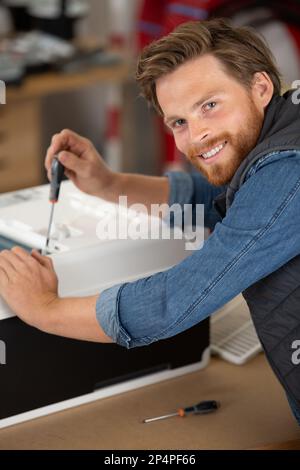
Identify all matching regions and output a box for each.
[142,400,220,423]
[44,156,65,254]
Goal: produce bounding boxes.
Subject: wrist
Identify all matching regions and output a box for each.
[93,168,119,200]
[35,294,62,334]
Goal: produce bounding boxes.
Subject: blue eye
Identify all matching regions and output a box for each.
[172,118,186,128]
[204,101,217,111]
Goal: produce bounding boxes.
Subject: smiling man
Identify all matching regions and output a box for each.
[0,18,300,426]
[155,53,265,186]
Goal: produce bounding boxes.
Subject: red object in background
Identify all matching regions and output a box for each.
[287,23,300,55]
[137,0,227,49]
[136,0,226,170]
[137,0,167,50]
[105,108,120,141]
[163,0,225,35]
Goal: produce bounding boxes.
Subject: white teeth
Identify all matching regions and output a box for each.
[202,143,225,159]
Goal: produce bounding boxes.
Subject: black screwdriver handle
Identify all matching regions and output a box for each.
[184,400,220,415]
[50,157,65,202]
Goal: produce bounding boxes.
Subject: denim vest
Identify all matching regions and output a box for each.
[213,90,300,408]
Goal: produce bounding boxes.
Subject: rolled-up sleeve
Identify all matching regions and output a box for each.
[95,283,129,346]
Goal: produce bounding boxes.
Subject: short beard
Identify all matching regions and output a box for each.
[187,100,263,186]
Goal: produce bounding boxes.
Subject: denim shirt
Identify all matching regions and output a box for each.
[96,150,300,348]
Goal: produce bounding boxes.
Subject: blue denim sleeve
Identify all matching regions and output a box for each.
[96,283,130,345]
[97,153,300,348]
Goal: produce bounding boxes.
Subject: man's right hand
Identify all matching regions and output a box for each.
[45,129,115,198]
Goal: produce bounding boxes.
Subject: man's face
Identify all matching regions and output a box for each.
[156,54,265,186]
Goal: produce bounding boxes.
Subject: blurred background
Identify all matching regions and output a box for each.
[1,0,300,193]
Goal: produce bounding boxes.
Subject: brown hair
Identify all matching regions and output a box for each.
[136,18,282,115]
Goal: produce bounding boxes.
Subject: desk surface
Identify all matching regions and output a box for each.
[0,354,299,450]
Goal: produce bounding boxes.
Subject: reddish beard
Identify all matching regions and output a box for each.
[187,104,263,186]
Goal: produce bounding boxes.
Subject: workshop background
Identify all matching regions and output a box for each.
[1,0,300,193]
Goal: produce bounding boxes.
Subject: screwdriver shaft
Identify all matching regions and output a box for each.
[44,202,55,254]
[143,412,178,423]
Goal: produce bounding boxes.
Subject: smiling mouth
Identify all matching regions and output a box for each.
[200,141,227,160]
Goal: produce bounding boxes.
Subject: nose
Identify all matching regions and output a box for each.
[188,118,210,145]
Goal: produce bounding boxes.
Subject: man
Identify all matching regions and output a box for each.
[0,18,300,425]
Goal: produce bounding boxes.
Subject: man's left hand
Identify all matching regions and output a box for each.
[0,247,59,330]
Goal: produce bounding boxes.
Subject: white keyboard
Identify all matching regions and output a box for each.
[210,294,262,365]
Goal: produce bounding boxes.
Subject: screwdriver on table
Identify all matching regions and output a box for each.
[44,156,65,254]
[142,400,220,423]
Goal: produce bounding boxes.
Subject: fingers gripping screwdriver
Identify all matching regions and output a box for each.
[44,156,65,254]
[142,400,220,423]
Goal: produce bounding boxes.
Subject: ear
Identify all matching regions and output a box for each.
[251,72,274,110]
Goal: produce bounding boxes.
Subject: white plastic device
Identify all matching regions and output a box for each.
[210,294,262,365]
